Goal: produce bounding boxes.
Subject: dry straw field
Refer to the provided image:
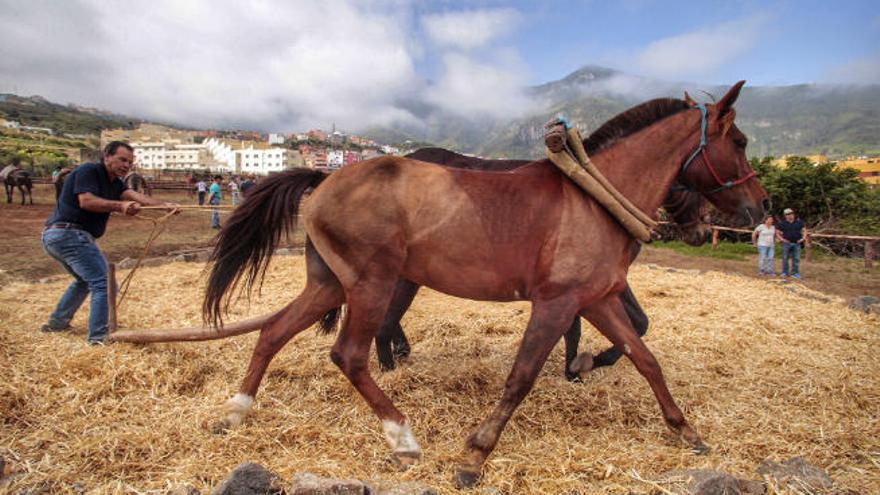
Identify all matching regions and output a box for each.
[1,256,878,493]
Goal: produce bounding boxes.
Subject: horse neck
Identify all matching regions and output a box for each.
[590,110,699,217]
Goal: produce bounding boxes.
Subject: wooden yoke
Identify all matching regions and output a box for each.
[544,120,656,242]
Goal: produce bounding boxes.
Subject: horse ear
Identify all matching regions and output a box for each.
[684,91,697,106]
[716,80,746,116]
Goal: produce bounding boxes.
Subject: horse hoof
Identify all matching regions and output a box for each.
[569,352,594,380]
[392,451,420,470]
[691,442,711,455]
[453,467,481,489]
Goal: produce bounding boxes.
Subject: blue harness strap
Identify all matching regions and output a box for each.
[680,103,707,176]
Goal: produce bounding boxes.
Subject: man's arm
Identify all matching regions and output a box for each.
[78,192,138,215]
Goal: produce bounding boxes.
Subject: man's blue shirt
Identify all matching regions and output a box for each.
[777,218,805,243]
[46,162,128,238]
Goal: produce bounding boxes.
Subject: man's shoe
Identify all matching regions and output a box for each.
[88,338,111,346]
[41,323,70,333]
[792,274,801,279]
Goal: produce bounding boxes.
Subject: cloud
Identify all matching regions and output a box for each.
[824,52,880,84]
[425,52,537,119]
[422,8,521,50]
[634,15,768,80]
[0,0,423,132]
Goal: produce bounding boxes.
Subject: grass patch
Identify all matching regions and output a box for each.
[651,240,755,260]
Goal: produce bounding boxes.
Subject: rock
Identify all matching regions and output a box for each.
[289,472,365,495]
[849,295,880,313]
[168,485,201,495]
[211,462,284,495]
[193,251,212,262]
[369,480,438,495]
[756,457,834,493]
[118,257,137,269]
[656,469,764,495]
[868,303,880,315]
[173,253,198,263]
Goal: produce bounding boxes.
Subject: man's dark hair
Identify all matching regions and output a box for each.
[213,175,222,180]
[103,141,134,157]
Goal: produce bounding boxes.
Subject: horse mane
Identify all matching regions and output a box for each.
[584,98,691,155]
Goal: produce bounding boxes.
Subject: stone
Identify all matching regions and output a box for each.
[369,480,438,495]
[656,469,764,495]
[118,257,137,269]
[173,253,198,263]
[867,303,880,315]
[289,472,365,495]
[756,457,834,493]
[848,295,880,313]
[168,485,201,495]
[211,462,284,495]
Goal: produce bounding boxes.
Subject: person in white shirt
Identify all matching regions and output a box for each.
[228,177,240,206]
[196,178,207,205]
[752,215,777,275]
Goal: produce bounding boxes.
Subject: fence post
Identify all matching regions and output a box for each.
[108,262,118,333]
[805,232,812,262]
[711,228,719,250]
[867,240,875,270]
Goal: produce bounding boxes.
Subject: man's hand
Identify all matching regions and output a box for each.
[163,202,182,215]
[120,201,141,216]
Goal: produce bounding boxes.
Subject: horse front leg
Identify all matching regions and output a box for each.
[582,295,707,453]
[455,297,578,488]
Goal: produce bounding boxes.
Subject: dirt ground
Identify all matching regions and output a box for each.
[3,183,877,302]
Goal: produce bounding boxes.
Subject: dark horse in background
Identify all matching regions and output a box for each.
[3,162,34,205]
[374,147,711,380]
[198,82,767,487]
[55,166,151,201]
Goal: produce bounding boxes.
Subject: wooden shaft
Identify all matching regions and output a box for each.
[108,312,275,343]
[108,263,118,332]
[866,240,875,269]
[805,232,812,262]
[711,228,720,250]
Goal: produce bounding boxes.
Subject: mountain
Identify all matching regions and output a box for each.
[0,94,140,135]
[365,66,880,159]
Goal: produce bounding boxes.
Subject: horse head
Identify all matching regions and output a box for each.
[678,81,768,226]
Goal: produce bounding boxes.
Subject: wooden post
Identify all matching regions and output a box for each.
[805,232,812,262]
[108,262,118,333]
[711,227,719,250]
[866,240,875,270]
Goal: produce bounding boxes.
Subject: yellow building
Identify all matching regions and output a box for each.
[837,156,880,185]
[771,154,829,168]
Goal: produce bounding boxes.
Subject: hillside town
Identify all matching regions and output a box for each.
[97,123,402,177]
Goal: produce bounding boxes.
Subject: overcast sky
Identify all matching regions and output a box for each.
[1,0,877,132]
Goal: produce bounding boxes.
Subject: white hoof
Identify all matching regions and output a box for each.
[223,393,254,428]
[382,419,421,459]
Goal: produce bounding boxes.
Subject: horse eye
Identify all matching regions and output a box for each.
[734,138,747,149]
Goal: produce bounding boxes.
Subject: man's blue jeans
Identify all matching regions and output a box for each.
[41,228,109,342]
[781,242,800,277]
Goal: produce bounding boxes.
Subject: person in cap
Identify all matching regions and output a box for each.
[775,208,807,279]
[41,141,180,344]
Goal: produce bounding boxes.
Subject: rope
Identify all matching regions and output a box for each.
[116,209,176,310]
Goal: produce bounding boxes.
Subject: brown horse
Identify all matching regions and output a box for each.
[204,82,766,487]
[3,163,34,205]
[373,147,711,378]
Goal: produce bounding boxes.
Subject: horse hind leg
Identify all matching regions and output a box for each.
[375,278,419,371]
[330,273,422,466]
[214,245,344,432]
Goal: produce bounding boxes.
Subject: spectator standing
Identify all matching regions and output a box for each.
[228,177,240,206]
[240,175,255,197]
[752,215,776,275]
[208,175,223,229]
[776,208,807,279]
[40,141,179,344]
[196,177,207,205]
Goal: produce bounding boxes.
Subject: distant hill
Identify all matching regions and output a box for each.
[365,66,880,159]
[0,94,140,135]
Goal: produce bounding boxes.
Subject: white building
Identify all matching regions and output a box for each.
[268,133,285,145]
[203,137,290,175]
[132,141,206,170]
[326,149,344,169]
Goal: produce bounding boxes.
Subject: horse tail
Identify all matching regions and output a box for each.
[203,168,329,327]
